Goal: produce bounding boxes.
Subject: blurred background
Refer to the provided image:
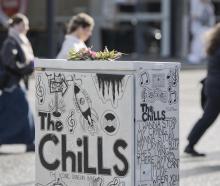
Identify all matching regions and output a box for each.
[1,1,220,186]
[0,0,219,61]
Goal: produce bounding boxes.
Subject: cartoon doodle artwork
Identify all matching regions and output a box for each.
[139,72,168,104]
[107,177,125,186]
[167,152,179,169]
[90,177,104,186]
[93,74,129,108]
[101,111,119,136]
[48,98,65,116]
[73,83,99,135]
[168,87,177,105]
[140,72,149,87]
[141,87,168,103]
[139,68,179,105]
[66,110,77,133]
[36,177,67,186]
[36,75,46,105]
[169,174,179,186]
[46,73,73,117]
[167,67,179,105]
[167,67,178,87]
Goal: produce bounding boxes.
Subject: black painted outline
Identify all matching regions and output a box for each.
[92,74,130,109]
[66,110,77,134]
[101,110,120,136]
[36,75,46,105]
[107,177,125,186]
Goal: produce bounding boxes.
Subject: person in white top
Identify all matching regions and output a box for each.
[57,13,94,59]
[188,0,215,64]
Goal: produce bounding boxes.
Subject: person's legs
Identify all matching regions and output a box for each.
[185,97,220,156]
[0,87,35,151]
[18,87,35,152]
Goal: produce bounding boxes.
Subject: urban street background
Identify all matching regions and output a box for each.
[0,0,220,185]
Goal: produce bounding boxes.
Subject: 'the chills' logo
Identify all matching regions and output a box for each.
[140,103,166,121]
[38,112,129,177]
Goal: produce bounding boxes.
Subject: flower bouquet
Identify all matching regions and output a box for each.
[68,47,123,61]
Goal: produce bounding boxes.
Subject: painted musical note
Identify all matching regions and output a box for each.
[67,110,77,133]
[140,72,149,87]
[167,67,178,87]
[169,90,177,105]
[36,75,45,105]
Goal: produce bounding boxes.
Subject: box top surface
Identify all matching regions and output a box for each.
[35,59,181,71]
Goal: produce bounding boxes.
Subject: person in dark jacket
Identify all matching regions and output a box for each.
[0,13,34,152]
[185,23,220,157]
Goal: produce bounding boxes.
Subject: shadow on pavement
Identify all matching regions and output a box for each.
[181,165,220,178]
[181,151,220,163]
[181,151,220,178]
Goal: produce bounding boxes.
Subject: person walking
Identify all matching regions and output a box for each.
[57,13,94,59]
[188,0,215,64]
[185,23,220,156]
[0,13,35,152]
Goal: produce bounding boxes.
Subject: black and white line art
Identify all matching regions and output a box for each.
[169,174,179,186]
[36,176,67,186]
[36,75,46,105]
[101,111,120,136]
[73,83,99,135]
[66,110,77,133]
[90,177,104,186]
[167,67,178,88]
[93,74,129,108]
[140,72,150,87]
[141,87,168,103]
[167,152,179,169]
[46,73,73,117]
[167,67,179,105]
[48,98,66,117]
[107,177,125,186]
[168,86,177,105]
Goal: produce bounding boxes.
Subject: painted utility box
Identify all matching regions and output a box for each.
[35,60,180,186]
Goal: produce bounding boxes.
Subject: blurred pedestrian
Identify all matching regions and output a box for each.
[0,5,9,28]
[57,13,94,59]
[0,13,35,152]
[188,0,215,64]
[185,23,220,156]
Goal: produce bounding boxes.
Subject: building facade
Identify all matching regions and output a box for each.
[0,0,220,59]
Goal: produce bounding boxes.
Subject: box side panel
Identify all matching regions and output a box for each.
[135,66,180,185]
[35,70,135,185]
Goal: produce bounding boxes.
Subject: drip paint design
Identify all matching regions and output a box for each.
[97,74,124,103]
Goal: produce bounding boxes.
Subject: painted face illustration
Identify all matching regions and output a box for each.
[104,113,116,133]
[102,112,119,135]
